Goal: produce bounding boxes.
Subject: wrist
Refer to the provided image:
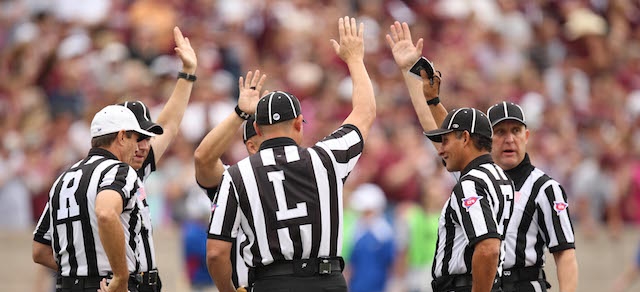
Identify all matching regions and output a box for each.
[235,105,251,120]
[177,71,197,82]
[181,67,196,74]
[426,96,440,106]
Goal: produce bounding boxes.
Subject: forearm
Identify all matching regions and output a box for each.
[194,112,244,186]
[32,241,58,271]
[554,249,578,292]
[97,212,128,278]
[471,238,500,292]
[346,60,376,123]
[429,102,448,128]
[402,72,438,132]
[207,254,235,292]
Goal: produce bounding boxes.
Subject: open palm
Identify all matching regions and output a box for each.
[386,21,423,71]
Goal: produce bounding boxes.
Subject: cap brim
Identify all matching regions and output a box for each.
[490,117,526,127]
[134,128,158,137]
[139,120,164,135]
[423,128,454,142]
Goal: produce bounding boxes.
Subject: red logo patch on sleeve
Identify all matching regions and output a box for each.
[461,196,482,212]
[553,201,568,214]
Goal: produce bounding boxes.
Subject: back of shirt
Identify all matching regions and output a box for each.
[48,148,140,277]
[208,124,364,268]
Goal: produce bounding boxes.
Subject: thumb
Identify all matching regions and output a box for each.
[330,39,340,55]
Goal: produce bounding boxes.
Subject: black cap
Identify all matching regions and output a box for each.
[117,101,164,135]
[255,91,304,125]
[243,116,257,143]
[487,101,526,127]
[424,108,493,142]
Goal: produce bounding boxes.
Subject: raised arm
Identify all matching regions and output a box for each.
[194,70,266,188]
[150,26,198,161]
[386,21,448,132]
[331,16,376,141]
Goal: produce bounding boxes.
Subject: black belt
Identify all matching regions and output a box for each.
[502,266,545,283]
[432,274,501,291]
[60,276,104,289]
[135,269,159,286]
[253,257,344,280]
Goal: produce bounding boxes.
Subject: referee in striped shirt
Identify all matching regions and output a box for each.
[206,16,376,292]
[487,102,578,292]
[35,105,158,292]
[194,70,267,290]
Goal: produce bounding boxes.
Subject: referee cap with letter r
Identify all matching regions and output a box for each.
[424,107,493,142]
[487,101,526,127]
[255,91,306,125]
[90,105,159,138]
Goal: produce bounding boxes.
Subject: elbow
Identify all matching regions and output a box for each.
[95,207,118,225]
[194,147,207,166]
[474,238,501,260]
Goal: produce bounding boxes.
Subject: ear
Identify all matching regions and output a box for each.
[117,130,127,145]
[524,128,530,144]
[293,115,303,131]
[462,131,470,145]
[253,121,263,137]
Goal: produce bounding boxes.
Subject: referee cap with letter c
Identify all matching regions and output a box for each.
[90,105,159,138]
[255,91,306,125]
[486,101,526,127]
[424,107,493,142]
[117,101,164,135]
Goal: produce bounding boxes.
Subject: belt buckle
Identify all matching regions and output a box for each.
[318,257,332,275]
[147,270,158,286]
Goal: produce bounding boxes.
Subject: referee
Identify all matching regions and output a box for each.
[423,108,514,292]
[40,105,158,292]
[206,16,376,292]
[487,102,577,292]
[194,70,266,290]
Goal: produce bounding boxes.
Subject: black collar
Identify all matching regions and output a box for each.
[88,147,119,160]
[504,153,535,190]
[461,154,494,176]
[259,137,298,151]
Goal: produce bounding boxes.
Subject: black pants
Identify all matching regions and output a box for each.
[59,276,139,292]
[137,272,162,292]
[501,279,549,292]
[251,274,347,292]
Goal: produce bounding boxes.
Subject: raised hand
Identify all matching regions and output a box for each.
[385,21,424,71]
[421,69,441,100]
[330,16,365,64]
[173,26,197,74]
[237,70,267,114]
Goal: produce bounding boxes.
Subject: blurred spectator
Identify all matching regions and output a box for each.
[181,191,216,292]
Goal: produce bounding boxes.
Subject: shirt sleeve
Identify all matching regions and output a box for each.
[98,162,140,207]
[208,171,241,242]
[312,124,364,180]
[537,181,576,252]
[453,179,501,247]
[33,203,52,245]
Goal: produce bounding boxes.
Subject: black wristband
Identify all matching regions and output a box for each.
[427,96,440,106]
[235,105,251,120]
[177,71,197,82]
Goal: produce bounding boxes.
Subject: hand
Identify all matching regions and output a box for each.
[330,16,365,64]
[236,286,248,292]
[97,278,130,292]
[385,21,424,71]
[238,70,268,114]
[421,69,441,100]
[173,26,197,74]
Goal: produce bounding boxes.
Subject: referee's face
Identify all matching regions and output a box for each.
[131,137,151,170]
[491,120,529,170]
[438,131,466,172]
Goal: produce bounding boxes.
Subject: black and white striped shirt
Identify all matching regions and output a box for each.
[200,166,249,288]
[132,150,158,273]
[208,124,364,267]
[503,154,575,269]
[41,148,140,277]
[432,154,514,279]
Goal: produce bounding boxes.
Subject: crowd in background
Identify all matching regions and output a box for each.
[2,0,640,291]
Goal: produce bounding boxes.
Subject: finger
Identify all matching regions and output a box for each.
[250,70,261,86]
[184,37,191,47]
[395,21,404,40]
[385,34,395,48]
[343,16,351,36]
[401,22,412,43]
[358,22,364,38]
[350,17,357,36]
[416,38,424,54]
[173,27,184,45]
[256,74,267,90]
[239,76,244,90]
[338,17,345,37]
[389,24,399,42]
[433,75,442,86]
[245,71,254,87]
[330,39,340,55]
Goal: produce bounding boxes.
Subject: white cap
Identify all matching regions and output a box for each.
[350,183,387,213]
[90,105,158,138]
